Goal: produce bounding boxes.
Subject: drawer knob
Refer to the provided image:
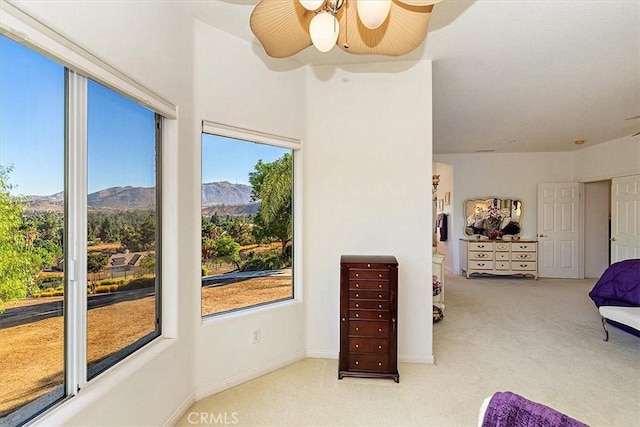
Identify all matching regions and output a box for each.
[378,314,382,318]
[355,314,359,317]
[378,274,382,278]
[342,317,345,321]
[356,293,359,297]
[355,361,359,365]
[379,294,382,298]
[355,284,359,287]
[367,264,371,268]
[355,304,359,308]
[355,344,359,348]
[378,345,382,349]
[355,273,359,277]
[378,328,382,332]
[378,304,382,308]
[379,284,382,288]
[378,362,382,366]
[355,327,359,331]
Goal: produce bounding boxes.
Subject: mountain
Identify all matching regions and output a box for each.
[25,182,255,212]
[201,181,254,206]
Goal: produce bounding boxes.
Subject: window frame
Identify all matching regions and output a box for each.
[0,2,174,424]
[200,121,302,319]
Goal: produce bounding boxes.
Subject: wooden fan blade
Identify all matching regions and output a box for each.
[250,0,313,58]
[632,130,640,137]
[337,0,434,56]
[397,0,442,6]
[625,115,640,120]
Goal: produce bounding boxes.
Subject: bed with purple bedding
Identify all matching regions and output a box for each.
[589,259,640,337]
[589,259,640,307]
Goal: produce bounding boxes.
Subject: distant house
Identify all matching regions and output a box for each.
[106,251,153,275]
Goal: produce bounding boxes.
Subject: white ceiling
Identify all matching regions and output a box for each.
[192,0,640,154]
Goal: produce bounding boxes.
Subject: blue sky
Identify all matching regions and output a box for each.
[202,134,288,186]
[1,35,288,196]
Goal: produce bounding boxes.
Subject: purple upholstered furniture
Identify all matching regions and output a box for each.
[480,392,587,427]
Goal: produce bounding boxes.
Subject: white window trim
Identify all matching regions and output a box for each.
[200,121,303,320]
[0,0,176,120]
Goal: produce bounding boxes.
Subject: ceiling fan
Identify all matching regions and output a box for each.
[250,0,441,58]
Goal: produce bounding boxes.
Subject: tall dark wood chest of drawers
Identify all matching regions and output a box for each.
[338,255,399,383]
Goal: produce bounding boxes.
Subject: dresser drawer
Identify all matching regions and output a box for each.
[512,243,536,252]
[495,242,510,252]
[349,269,390,280]
[495,261,510,270]
[495,252,509,261]
[350,320,389,337]
[350,310,389,320]
[469,251,493,261]
[350,300,389,310]
[349,354,389,372]
[511,252,537,261]
[349,338,388,354]
[469,260,493,270]
[350,290,389,300]
[350,280,389,290]
[511,261,537,271]
[469,242,493,251]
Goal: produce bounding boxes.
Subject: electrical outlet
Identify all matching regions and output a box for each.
[252,329,261,344]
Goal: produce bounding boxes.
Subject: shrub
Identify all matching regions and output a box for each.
[240,254,286,272]
[117,277,155,291]
[95,285,112,294]
[100,279,116,286]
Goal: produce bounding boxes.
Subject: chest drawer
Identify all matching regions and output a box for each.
[495,252,509,260]
[350,310,388,320]
[349,337,388,354]
[350,290,389,300]
[495,261,510,270]
[349,269,390,280]
[512,243,536,252]
[349,354,389,372]
[349,320,389,337]
[511,261,537,271]
[495,242,510,251]
[349,300,389,310]
[469,260,493,270]
[511,252,536,261]
[469,242,493,251]
[469,251,493,261]
[350,280,389,290]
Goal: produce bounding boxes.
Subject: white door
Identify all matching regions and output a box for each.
[537,183,580,278]
[611,175,640,263]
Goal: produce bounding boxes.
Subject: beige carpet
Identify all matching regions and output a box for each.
[177,275,639,426]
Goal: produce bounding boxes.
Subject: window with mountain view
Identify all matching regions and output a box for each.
[201,133,294,316]
[86,80,160,379]
[0,31,163,425]
[0,35,66,425]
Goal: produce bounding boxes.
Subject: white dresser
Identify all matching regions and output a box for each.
[460,239,538,279]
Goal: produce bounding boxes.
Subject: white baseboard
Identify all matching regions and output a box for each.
[163,391,196,427]
[306,350,338,359]
[195,351,306,401]
[399,354,435,364]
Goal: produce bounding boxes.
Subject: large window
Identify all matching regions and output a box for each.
[201,129,297,317]
[0,29,163,426]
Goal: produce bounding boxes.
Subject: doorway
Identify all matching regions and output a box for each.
[584,180,611,278]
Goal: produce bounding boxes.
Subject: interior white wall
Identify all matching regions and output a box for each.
[584,181,610,278]
[573,136,640,182]
[193,21,307,398]
[434,162,454,272]
[433,152,574,275]
[304,61,434,363]
[10,1,197,425]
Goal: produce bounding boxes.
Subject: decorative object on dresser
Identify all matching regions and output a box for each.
[339,255,399,383]
[432,252,445,322]
[464,197,523,239]
[460,239,538,279]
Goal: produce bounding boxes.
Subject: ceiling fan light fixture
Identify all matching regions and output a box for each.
[309,11,340,52]
[356,0,392,29]
[299,0,324,11]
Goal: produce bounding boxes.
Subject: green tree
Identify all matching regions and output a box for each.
[215,234,241,269]
[0,166,40,311]
[87,252,109,274]
[249,153,293,255]
[140,253,156,275]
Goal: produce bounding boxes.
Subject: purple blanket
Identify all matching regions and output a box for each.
[589,259,640,307]
[482,392,587,427]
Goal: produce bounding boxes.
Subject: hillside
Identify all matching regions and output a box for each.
[25,181,255,212]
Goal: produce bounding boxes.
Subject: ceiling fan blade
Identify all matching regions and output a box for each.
[632,130,640,137]
[625,115,640,120]
[250,0,313,58]
[396,0,442,6]
[337,0,434,56]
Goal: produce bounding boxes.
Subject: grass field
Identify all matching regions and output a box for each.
[0,275,291,416]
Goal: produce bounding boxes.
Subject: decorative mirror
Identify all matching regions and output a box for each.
[464,197,523,239]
